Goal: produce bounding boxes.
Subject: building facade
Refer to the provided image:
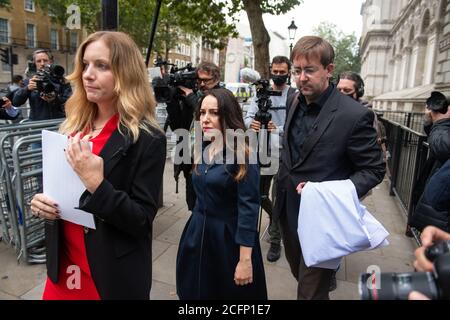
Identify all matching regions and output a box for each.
[360,0,450,112]
[0,0,84,86]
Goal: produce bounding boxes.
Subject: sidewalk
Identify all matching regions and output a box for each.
[0,159,417,300]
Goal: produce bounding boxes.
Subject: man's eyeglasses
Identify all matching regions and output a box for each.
[197,77,214,85]
[291,67,319,78]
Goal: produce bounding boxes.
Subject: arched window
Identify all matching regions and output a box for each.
[421,9,430,33]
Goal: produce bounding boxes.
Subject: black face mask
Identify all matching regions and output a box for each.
[271,74,288,86]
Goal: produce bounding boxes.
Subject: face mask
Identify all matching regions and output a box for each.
[271,74,288,86]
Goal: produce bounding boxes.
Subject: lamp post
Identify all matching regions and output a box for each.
[287,19,297,85]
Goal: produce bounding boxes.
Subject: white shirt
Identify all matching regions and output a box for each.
[297,179,389,269]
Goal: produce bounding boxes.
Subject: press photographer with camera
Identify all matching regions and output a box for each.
[153,61,222,211]
[244,56,297,263]
[13,49,72,121]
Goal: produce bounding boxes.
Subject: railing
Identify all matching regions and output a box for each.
[375,110,424,133]
[378,116,429,245]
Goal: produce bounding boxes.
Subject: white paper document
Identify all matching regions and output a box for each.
[42,130,96,229]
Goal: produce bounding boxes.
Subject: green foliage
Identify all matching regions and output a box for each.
[0,0,10,8]
[313,21,361,78]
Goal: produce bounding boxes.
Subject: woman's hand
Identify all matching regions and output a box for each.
[234,246,253,286]
[30,193,60,220]
[65,132,104,193]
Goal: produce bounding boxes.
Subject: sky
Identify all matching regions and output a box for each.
[238,0,365,42]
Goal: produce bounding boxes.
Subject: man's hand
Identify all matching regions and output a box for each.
[1,97,12,109]
[413,226,450,272]
[250,120,277,132]
[178,86,193,97]
[27,76,38,91]
[40,92,56,102]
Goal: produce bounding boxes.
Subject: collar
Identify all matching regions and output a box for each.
[299,83,334,110]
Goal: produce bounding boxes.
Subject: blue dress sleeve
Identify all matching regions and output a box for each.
[235,164,261,247]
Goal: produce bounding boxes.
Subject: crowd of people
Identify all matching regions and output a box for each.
[1,30,448,301]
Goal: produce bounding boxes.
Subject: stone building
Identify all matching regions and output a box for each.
[360,0,450,111]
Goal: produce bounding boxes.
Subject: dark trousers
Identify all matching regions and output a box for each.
[279,200,333,300]
[260,174,281,246]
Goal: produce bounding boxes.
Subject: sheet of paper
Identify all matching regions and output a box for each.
[42,130,96,229]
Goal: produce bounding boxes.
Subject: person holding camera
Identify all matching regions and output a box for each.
[276,36,385,300]
[0,96,21,120]
[164,62,222,211]
[408,226,450,300]
[13,49,72,121]
[244,56,297,263]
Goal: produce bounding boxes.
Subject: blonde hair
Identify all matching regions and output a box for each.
[60,31,161,142]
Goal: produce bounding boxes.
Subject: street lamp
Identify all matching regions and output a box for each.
[287,19,297,85]
[288,19,298,58]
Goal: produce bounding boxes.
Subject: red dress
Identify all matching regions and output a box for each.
[43,114,119,300]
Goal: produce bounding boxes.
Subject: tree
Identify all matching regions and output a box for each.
[313,22,361,80]
[226,0,302,79]
[0,0,10,7]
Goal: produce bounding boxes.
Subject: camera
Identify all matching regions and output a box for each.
[253,79,282,127]
[152,62,197,103]
[359,241,450,300]
[34,64,65,94]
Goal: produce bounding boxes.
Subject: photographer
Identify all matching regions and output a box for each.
[244,56,297,263]
[162,62,221,211]
[13,49,72,121]
[409,226,450,300]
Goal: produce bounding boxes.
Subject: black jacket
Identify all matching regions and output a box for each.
[275,88,386,279]
[409,119,450,231]
[45,124,166,299]
[13,79,72,121]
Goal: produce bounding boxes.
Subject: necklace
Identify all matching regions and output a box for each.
[92,126,104,131]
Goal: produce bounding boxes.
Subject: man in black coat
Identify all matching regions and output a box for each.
[275,36,385,300]
[409,91,450,232]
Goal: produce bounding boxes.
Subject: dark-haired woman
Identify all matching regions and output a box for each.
[176,88,267,300]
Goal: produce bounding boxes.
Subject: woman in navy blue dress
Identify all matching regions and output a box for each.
[176,88,267,300]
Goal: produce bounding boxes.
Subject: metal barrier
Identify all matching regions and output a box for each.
[375,110,424,133]
[379,116,429,245]
[0,119,62,263]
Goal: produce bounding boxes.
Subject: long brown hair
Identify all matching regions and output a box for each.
[60,31,161,141]
[196,88,250,181]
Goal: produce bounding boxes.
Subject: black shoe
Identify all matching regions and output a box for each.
[266,244,281,262]
[329,272,337,292]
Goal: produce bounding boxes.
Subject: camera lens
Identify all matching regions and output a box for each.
[359,272,439,300]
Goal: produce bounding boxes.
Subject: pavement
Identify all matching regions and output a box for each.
[0,158,417,300]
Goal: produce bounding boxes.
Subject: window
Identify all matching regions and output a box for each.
[50,28,58,50]
[181,44,185,55]
[186,45,190,56]
[70,31,78,51]
[24,0,35,12]
[0,18,8,44]
[26,23,36,48]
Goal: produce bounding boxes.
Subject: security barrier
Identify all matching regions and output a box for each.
[0,119,62,263]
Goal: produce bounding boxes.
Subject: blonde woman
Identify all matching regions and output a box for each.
[30,31,166,300]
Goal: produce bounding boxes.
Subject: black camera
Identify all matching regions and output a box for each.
[359,241,450,300]
[152,63,197,103]
[34,64,65,94]
[253,79,282,127]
